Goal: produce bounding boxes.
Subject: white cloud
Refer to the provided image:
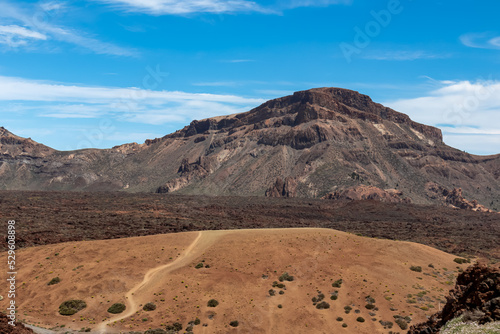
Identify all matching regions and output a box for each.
[0,24,47,47]
[460,32,500,50]
[362,50,449,61]
[0,0,137,56]
[282,0,352,9]
[91,0,268,15]
[0,75,264,125]
[385,80,500,155]
[91,0,351,15]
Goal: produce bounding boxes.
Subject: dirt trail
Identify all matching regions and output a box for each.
[97,230,227,333]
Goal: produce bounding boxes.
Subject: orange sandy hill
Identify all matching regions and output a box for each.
[1,228,472,334]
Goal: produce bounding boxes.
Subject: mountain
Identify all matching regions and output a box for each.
[1,88,499,209]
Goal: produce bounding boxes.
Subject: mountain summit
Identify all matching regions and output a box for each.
[0,88,499,209]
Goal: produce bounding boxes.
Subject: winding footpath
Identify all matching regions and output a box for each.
[97,231,226,333]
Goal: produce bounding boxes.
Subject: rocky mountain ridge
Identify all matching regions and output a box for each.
[1,88,499,209]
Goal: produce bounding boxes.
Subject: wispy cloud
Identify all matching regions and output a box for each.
[0,0,137,56]
[460,32,500,50]
[90,0,351,15]
[91,0,269,15]
[281,0,352,10]
[0,24,47,47]
[385,79,500,155]
[362,50,449,61]
[0,75,264,125]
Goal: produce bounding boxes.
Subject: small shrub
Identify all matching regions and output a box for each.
[336,317,343,321]
[269,289,276,296]
[365,304,375,310]
[410,266,422,272]
[145,329,166,334]
[379,320,394,329]
[279,272,294,282]
[277,304,282,309]
[207,299,219,307]
[272,281,285,289]
[395,318,408,330]
[342,323,348,328]
[279,290,284,295]
[194,318,201,325]
[165,323,182,331]
[428,264,435,268]
[330,294,338,301]
[316,301,330,309]
[453,258,470,264]
[107,303,126,314]
[365,296,375,304]
[143,302,157,311]
[356,317,365,323]
[332,279,343,288]
[229,320,239,327]
[48,277,61,285]
[344,306,352,314]
[59,300,87,316]
[195,263,204,269]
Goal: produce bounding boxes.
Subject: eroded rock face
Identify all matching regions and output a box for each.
[322,185,411,203]
[0,88,498,209]
[426,183,495,212]
[265,177,298,198]
[408,263,500,333]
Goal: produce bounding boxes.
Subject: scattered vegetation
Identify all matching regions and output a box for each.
[47,277,61,285]
[207,299,219,307]
[59,300,87,316]
[107,303,126,314]
[143,302,157,311]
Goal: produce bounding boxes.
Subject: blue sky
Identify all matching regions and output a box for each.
[0,0,499,154]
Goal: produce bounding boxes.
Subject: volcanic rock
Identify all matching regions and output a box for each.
[0,88,499,210]
[322,185,411,203]
[408,263,500,333]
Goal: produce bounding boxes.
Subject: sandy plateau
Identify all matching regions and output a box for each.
[1,228,472,333]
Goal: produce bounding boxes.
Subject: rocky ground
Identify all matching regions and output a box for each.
[409,263,500,333]
[1,191,499,260]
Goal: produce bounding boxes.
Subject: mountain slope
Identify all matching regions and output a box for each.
[1,88,499,208]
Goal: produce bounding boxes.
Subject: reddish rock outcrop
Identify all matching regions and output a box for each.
[0,312,35,334]
[408,263,500,333]
[322,185,411,203]
[265,177,298,198]
[426,183,495,212]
